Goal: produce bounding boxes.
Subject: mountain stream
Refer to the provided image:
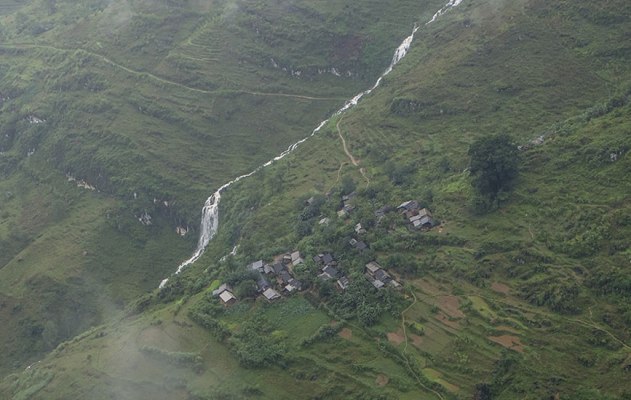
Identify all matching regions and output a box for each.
[159,0,463,288]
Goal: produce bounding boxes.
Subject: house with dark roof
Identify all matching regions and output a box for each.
[283,278,303,293]
[375,269,392,284]
[324,253,335,265]
[403,209,417,219]
[279,270,293,284]
[407,208,434,229]
[342,192,357,204]
[365,273,385,290]
[337,192,357,218]
[337,276,350,290]
[212,283,232,297]
[272,262,286,275]
[412,215,434,229]
[397,200,419,212]
[398,203,435,230]
[287,278,303,291]
[319,265,339,280]
[349,238,368,251]
[256,275,271,292]
[365,261,401,290]
[375,205,392,218]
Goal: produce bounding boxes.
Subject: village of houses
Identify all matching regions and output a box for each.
[213,194,436,306]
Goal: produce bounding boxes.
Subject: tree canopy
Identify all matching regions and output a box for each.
[468,134,519,208]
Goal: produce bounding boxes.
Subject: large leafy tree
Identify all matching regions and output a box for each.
[468,134,519,208]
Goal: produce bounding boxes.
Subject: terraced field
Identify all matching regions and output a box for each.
[0,0,630,398]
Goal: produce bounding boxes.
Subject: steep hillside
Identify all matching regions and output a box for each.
[1,0,630,399]
[0,0,449,374]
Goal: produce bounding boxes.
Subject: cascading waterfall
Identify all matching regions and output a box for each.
[159,0,464,288]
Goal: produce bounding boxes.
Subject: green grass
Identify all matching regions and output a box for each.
[0,293,438,399]
[0,0,455,377]
[1,0,631,398]
[164,1,631,397]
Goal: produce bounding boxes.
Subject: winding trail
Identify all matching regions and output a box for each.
[336,117,360,167]
[335,116,370,187]
[327,161,349,194]
[0,43,343,101]
[400,289,447,400]
[469,290,631,351]
[400,290,417,354]
[368,288,445,400]
[320,297,444,399]
[568,316,631,351]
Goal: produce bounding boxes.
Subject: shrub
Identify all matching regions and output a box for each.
[468,134,519,209]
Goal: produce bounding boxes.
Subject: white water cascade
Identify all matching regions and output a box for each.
[159,0,464,288]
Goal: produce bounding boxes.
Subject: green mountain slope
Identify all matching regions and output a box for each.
[1,0,630,399]
[0,0,449,374]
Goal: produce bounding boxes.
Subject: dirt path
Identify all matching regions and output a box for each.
[568,316,631,351]
[401,290,417,354]
[472,291,630,352]
[0,43,343,101]
[335,116,370,188]
[320,302,445,400]
[399,290,446,400]
[327,162,349,193]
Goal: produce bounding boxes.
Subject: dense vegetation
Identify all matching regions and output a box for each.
[0,0,630,399]
[0,0,445,375]
[468,134,519,210]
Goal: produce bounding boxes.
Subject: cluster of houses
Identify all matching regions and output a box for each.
[365,261,401,290]
[212,251,305,305]
[313,253,350,290]
[213,252,403,306]
[397,200,435,230]
[212,196,435,306]
[250,251,305,300]
[336,190,437,232]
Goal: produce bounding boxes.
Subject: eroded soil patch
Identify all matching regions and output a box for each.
[488,335,524,352]
[339,328,352,340]
[491,282,511,294]
[387,330,405,345]
[436,312,460,330]
[437,295,464,318]
[375,373,389,387]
